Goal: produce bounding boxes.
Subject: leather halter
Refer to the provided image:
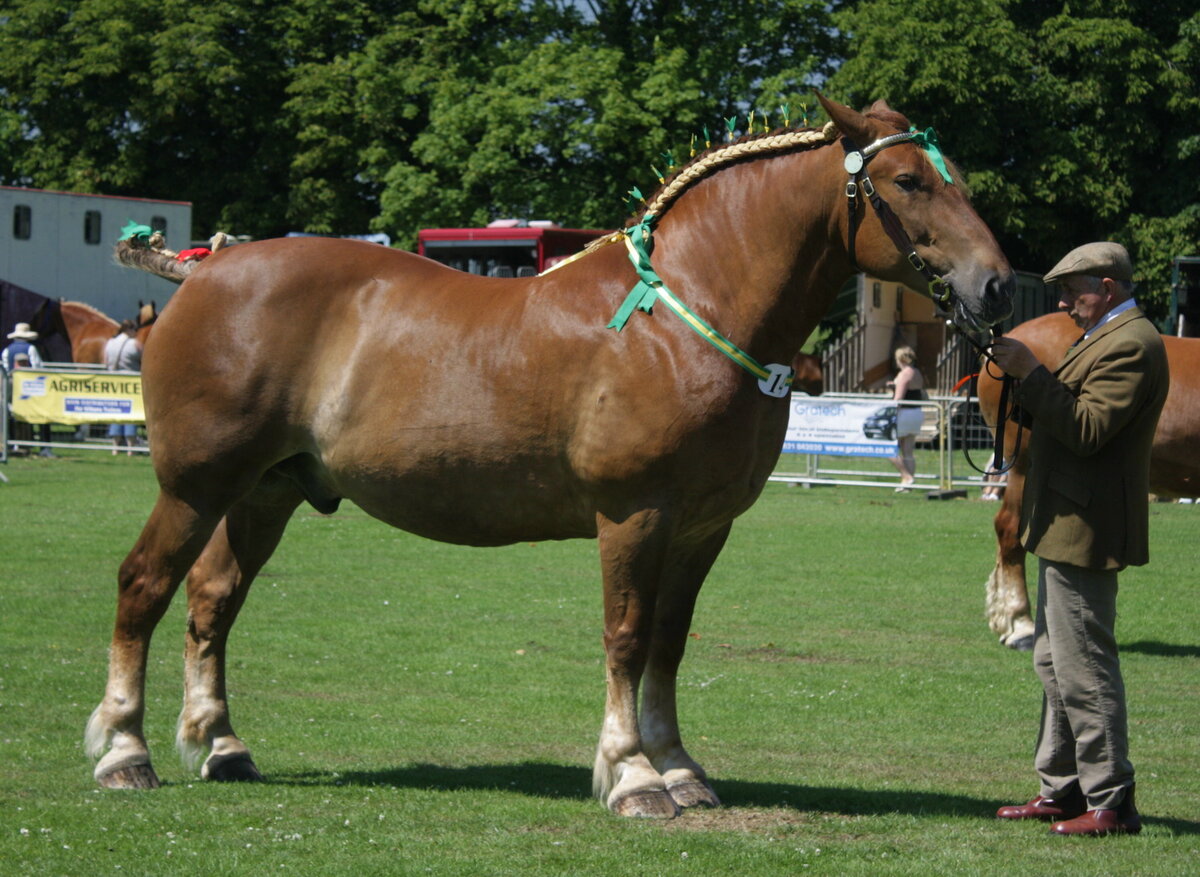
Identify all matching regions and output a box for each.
[841,132,954,308]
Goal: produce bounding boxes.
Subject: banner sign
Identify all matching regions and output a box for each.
[783,396,899,457]
[8,369,144,425]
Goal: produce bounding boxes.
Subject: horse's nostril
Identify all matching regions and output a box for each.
[986,274,1016,317]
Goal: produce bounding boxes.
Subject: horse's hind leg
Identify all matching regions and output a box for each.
[640,523,730,809]
[985,467,1034,650]
[86,493,225,788]
[177,473,303,781]
[594,508,680,818]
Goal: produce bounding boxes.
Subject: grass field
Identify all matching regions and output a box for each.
[1,451,1197,875]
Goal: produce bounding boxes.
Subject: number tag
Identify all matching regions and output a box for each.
[757,363,794,398]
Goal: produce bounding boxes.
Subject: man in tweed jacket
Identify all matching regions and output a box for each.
[989,242,1169,836]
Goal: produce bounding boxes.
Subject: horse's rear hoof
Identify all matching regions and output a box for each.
[97,763,161,790]
[610,789,681,819]
[668,780,720,809]
[202,752,263,782]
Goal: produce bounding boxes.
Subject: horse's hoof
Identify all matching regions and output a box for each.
[97,763,161,790]
[610,789,681,819]
[202,753,263,782]
[1008,634,1034,652]
[667,780,720,809]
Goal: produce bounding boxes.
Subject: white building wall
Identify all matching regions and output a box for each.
[1,187,190,320]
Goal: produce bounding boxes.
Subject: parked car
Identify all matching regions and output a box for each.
[862,405,898,441]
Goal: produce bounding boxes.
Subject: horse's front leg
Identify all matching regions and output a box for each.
[594,507,679,818]
[985,467,1034,650]
[640,523,730,809]
[86,493,221,788]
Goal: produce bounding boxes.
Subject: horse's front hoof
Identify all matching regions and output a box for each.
[610,789,681,819]
[202,752,263,782]
[668,780,720,809]
[97,763,161,790]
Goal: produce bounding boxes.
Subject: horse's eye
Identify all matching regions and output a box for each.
[894,175,919,193]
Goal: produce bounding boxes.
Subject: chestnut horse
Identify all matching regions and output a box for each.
[979,311,1200,650]
[59,301,118,364]
[86,95,1013,817]
[59,300,157,363]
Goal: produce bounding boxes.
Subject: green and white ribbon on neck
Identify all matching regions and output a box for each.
[606,213,795,398]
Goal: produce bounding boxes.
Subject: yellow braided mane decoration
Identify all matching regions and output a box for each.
[642,121,838,219]
[569,121,838,262]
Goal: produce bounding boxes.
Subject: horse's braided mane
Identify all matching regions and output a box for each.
[580,121,838,256]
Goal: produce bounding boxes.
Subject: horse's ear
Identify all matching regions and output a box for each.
[864,99,893,115]
[815,92,872,145]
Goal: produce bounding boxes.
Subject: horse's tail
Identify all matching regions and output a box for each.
[114,239,192,284]
[113,232,233,285]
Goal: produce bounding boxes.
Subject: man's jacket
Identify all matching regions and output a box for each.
[1017,306,1169,570]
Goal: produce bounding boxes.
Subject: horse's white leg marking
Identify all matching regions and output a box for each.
[987,561,1034,649]
[87,639,156,784]
[594,508,679,818]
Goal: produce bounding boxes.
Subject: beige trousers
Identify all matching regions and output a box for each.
[1033,558,1133,810]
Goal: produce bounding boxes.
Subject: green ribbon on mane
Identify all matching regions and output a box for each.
[606,214,662,330]
[909,127,953,184]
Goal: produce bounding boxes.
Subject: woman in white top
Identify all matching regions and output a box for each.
[886,345,925,491]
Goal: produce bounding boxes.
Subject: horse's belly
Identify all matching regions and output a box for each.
[330,464,598,546]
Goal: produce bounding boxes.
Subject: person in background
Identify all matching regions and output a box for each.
[990,242,1168,837]
[2,322,55,457]
[2,322,44,372]
[886,345,925,491]
[104,320,143,456]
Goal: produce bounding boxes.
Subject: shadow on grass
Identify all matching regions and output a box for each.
[1122,640,1200,658]
[275,761,1200,832]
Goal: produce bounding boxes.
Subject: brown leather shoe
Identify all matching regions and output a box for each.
[1051,786,1141,836]
[997,790,1086,822]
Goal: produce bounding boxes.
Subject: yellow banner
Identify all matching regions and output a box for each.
[9,369,144,425]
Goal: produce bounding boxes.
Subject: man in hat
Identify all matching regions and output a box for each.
[3,322,56,456]
[989,242,1169,836]
[2,322,44,373]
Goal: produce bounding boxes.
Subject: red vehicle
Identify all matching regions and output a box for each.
[417,221,608,277]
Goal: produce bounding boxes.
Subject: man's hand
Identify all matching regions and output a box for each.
[988,337,1042,379]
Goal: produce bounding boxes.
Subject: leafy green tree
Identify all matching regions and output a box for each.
[358,0,841,246]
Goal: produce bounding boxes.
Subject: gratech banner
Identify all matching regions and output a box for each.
[8,369,144,425]
[783,396,900,457]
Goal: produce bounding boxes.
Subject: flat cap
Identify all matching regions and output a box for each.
[1043,242,1133,283]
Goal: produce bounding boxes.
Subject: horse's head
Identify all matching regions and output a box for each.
[136,300,158,328]
[817,94,1013,332]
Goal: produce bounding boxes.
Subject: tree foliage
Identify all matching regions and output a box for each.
[1,0,1196,312]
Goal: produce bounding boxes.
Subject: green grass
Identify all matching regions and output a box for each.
[2,451,1198,875]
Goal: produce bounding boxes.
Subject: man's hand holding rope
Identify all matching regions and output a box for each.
[989,337,1042,379]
